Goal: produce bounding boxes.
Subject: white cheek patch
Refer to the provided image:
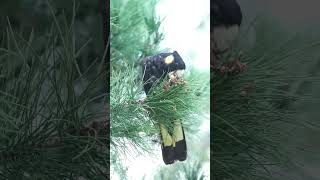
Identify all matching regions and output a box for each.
[212,25,239,52]
[165,55,174,65]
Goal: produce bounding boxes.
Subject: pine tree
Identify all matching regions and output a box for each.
[110,0,210,178]
[213,18,320,179]
[0,1,108,179]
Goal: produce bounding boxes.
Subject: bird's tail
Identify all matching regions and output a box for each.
[159,120,187,165]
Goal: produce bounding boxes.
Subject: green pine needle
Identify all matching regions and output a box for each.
[213,18,320,179]
[0,3,108,179]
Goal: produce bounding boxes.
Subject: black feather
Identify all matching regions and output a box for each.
[212,0,242,27]
[142,51,186,94]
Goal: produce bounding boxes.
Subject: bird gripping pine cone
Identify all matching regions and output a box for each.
[142,51,187,165]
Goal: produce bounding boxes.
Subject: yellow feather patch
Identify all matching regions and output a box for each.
[164,55,174,64]
[160,124,173,146]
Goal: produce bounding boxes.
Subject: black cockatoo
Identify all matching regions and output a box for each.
[212,0,242,55]
[142,51,187,165]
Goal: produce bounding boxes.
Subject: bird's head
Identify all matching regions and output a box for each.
[142,51,186,94]
[212,0,242,27]
[212,0,242,54]
[164,51,186,73]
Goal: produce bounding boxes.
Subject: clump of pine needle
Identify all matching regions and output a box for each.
[144,71,189,129]
[111,66,208,151]
[0,3,108,179]
[110,64,209,179]
[213,18,320,179]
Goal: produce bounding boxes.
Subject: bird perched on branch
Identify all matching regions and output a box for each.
[212,0,242,68]
[142,51,187,165]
